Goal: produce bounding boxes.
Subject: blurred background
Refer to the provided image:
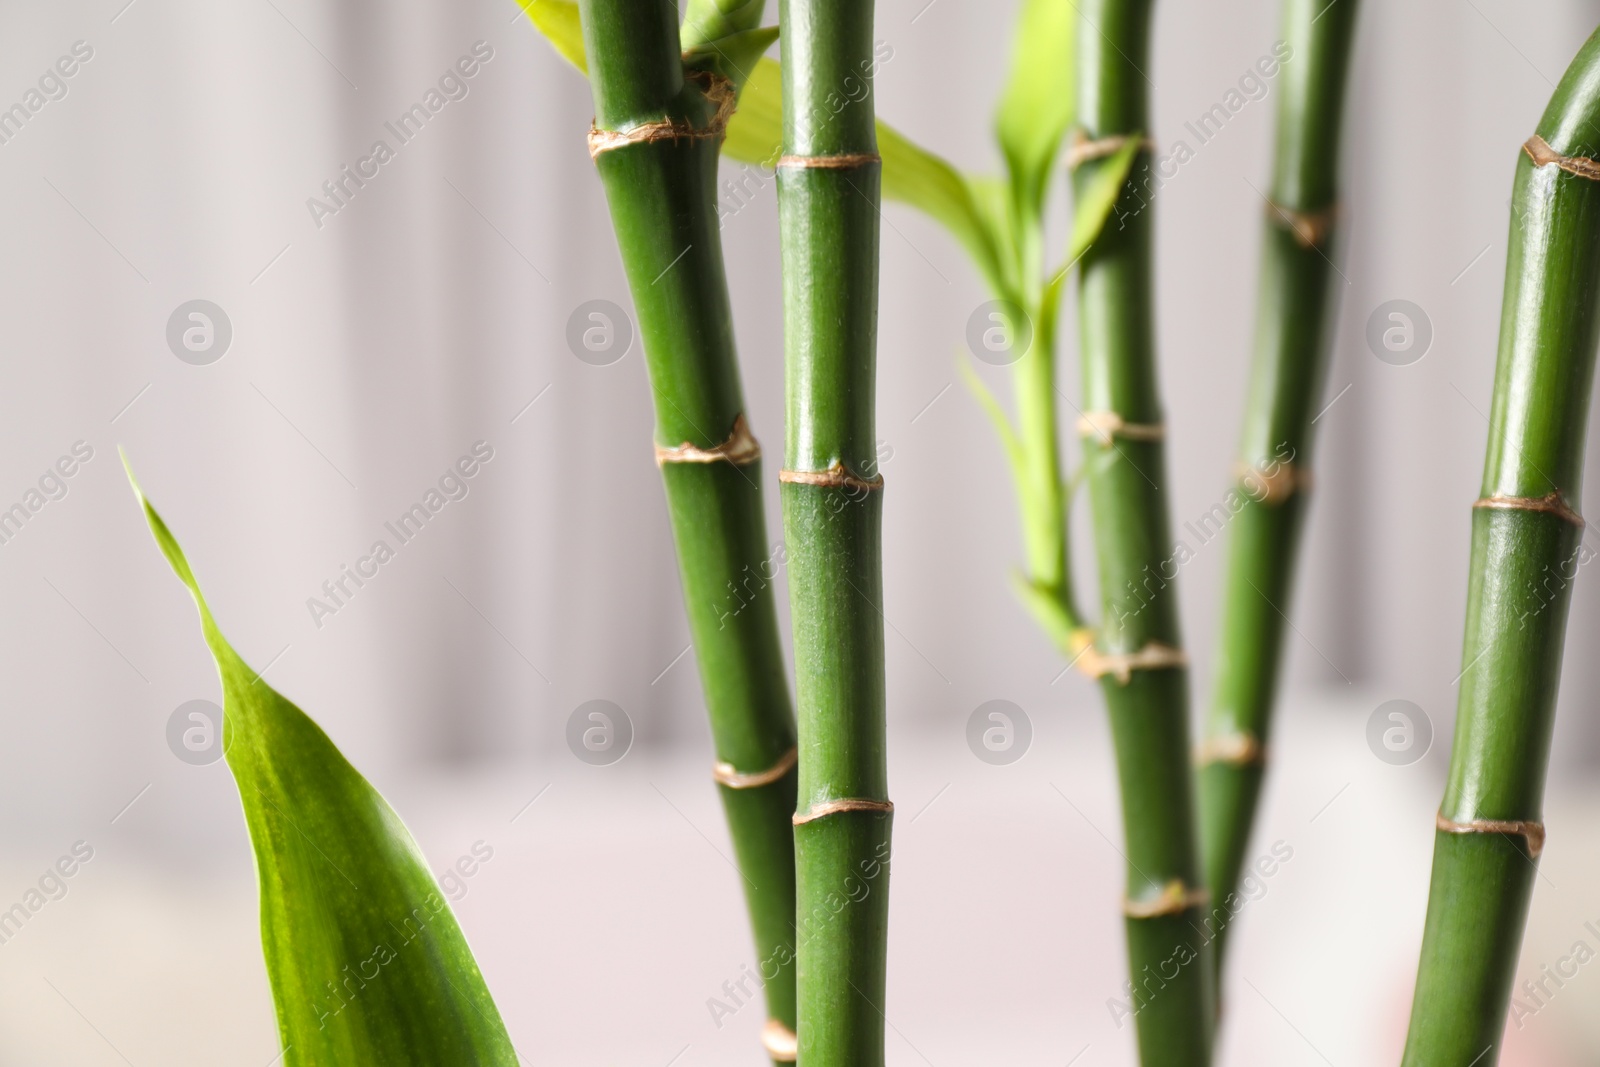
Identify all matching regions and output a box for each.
[1,0,1599,1062]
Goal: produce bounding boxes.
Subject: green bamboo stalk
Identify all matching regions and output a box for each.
[1198,0,1359,978]
[774,0,890,1063]
[1402,27,1600,1065]
[1072,0,1213,1061]
[576,3,800,1060]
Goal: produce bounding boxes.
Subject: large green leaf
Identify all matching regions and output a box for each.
[125,459,518,1067]
[520,0,1006,290]
[994,0,1076,222]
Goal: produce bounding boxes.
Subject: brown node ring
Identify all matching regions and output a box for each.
[1473,491,1584,528]
[1235,460,1311,507]
[1197,732,1265,768]
[793,798,894,826]
[1124,880,1209,919]
[656,413,762,467]
[1523,134,1600,182]
[1068,630,1188,686]
[1077,410,1165,445]
[587,70,735,160]
[1066,129,1157,171]
[762,1020,798,1062]
[1436,811,1546,859]
[1265,200,1339,251]
[776,152,882,170]
[779,464,884,492]
[713,746,798,790]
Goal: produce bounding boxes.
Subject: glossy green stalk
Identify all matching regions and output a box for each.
[1199,0,1359,979]
[775,0,890,1064]
[1402,26,1600,1066]
[577,2,799,1057]
[1073,0,1213,1062]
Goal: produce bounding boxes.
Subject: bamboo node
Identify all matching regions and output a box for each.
[779,464,884,492]
[1123,880,1209,919]
[587,70,736,159]
[713,745,798,789]
[1076,410,1165,445]
[1473,491,1584,528]
[656,413,762,467]
[1071,637,1187,686]
[792,798,894,825]
[1265,200,1338,250]
[1436,811,1546,858]
[776,152,882,169]
[762,1019,798,1062]
[1235,460,1310,506]
[1065,129,1157,171]
[1197,731,1265,767]
[1523,134,1600,182]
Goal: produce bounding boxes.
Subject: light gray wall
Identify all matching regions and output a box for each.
[0,0,1597,848]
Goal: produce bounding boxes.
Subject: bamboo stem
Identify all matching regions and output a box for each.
[1072,1,1214,1061]
[775,0,890,1062]
[1198,0,1359,980]
[1402,28,1600,1064]
[576,3,800,1058]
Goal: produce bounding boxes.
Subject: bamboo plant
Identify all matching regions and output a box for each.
[1069,1,1214,1060]
[574,0,802,1059]
[1198,0,1360,977]
[1402,24,1600,1065]
[520,2,1135,1059]
[106,5,1600,1065]
[773,1,893,1064]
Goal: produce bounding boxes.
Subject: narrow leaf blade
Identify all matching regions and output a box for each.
[520,0,586,73]
[877,121,1008,292]
[995,0,1076,217]
[125,460,518,1067]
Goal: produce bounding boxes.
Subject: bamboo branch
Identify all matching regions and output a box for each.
[775,0,891,1062]
[1198,0,1359,982]
[576,3,800,1060]
[1402,27,1600,1063]
[1072,0,1214,1061]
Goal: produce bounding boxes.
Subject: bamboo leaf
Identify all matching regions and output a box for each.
[876,122,1008,292]
[124,459,518,1067]
[957,351,1025,486]
[994,0,1076,221]
[1056,135,1140,278]
[520,0,586,72]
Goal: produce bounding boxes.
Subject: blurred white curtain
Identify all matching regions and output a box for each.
[0,0,1598,847]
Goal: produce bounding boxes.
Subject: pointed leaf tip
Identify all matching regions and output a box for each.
[128,480,519,1065]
